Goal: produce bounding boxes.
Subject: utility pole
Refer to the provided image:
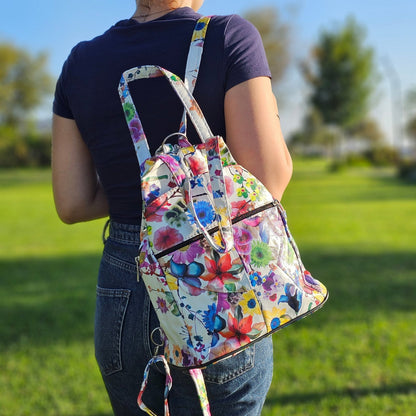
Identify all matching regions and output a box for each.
[381,57,403,151]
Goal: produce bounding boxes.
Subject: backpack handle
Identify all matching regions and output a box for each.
[119,66,213,169]
[181,137,234,253]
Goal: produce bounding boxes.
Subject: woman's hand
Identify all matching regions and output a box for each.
[224,76,292,201]
[52,114,109,224]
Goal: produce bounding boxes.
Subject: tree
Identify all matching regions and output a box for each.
[407,118,416,143]
[289,108,340,157]
[244,7,290,84]
[348,118,384,145]
[0,42,53,127]
[302,17,378,130]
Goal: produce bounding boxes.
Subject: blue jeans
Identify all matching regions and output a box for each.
[95,221,274,416]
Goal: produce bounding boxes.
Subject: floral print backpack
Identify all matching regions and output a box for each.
[118,17,328,416]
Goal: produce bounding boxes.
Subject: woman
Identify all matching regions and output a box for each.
[52,0,292,415]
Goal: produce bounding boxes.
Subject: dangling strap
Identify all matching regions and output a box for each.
[190,368,211,416]
[118,66,213,169]
[137,356,173,416]
[180,16,211,135]
[137,356,211,416]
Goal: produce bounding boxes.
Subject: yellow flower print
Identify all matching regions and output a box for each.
[239,292,262,315]
[237,187,248,198]
[249,190,259,201]
[263,307,291,331]
[246,178,257,189]
[233,174,244,184]
[216,206,229,227]
[166,273,179,290]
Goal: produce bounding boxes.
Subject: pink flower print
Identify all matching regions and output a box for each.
[231,200,249,217]
[129,118,144,143]
[172,242,204,263]
[188,154,206,176]
[144,194,169,222]
[233,227,253,255]
[224,175,234,197]
[153,226,183,251]
[217,293,231,312]
[156,297,169,314]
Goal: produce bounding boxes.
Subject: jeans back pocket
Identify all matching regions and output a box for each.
[95,287,131,376]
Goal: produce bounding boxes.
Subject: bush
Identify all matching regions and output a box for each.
[0,127,51,168]
[364,145,400,166]
[397,159,416,182]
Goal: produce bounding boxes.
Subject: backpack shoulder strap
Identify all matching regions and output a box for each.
[180,16,211,134]
[118,17,211,169]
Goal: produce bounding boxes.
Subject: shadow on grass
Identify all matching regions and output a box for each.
[1,250,415,348]
[265,381,416,407]
[0,254,101,349]
[302,249,416,326]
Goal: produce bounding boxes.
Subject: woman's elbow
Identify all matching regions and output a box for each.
[53,193,88,224]
[55,204,83,224]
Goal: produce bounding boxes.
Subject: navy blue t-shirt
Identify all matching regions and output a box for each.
[53,7,271,224]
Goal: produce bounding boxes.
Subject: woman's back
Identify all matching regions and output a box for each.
[53,7,270,223]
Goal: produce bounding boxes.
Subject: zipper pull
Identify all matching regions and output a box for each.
[135,256,141,281]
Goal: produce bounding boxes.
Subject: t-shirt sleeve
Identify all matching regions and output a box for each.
[223,14,272,92]
[52,50,75,119]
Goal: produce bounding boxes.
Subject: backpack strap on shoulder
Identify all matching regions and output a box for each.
[180,16,211,135]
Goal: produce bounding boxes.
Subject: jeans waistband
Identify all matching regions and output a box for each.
[103,219,142,245]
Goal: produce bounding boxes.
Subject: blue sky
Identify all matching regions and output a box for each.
[2,0,415,142]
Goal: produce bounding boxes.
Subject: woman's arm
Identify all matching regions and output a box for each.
[52,114,109,224]
[224,76,292,201]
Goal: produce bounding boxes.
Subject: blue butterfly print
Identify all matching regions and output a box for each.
[278,283,302,312]
[170,259,205,295]
[213,190,224,198]
[190,177,204,188]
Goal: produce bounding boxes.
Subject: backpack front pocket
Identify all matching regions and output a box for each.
[158,240,268,367]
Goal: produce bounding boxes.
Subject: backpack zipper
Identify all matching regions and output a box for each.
[154,200,278,259]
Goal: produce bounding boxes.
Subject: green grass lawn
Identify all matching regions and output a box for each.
[1,161,415,415]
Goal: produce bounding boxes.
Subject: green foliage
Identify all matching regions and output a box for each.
[0,42,53,127]
[348,118,384,144]
[0,42,53,167]
[364,145,400,166]
[289,109,341,157]
[327,145,400,172]
[1,166,416,415]
[244,7,290,84]
[397,159,416,182]
[302,17,378,129]
[406,116,416,142]
[0,125,51,167]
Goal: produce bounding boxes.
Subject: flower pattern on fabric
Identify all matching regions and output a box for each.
[153,226,183,251]
[188,200,216,227]
[250,241,273,268]
[172,242,204,264]
[119,61,328,370]
[123,102,136,122]
[263,307,291,330]
[201,251,244,291]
